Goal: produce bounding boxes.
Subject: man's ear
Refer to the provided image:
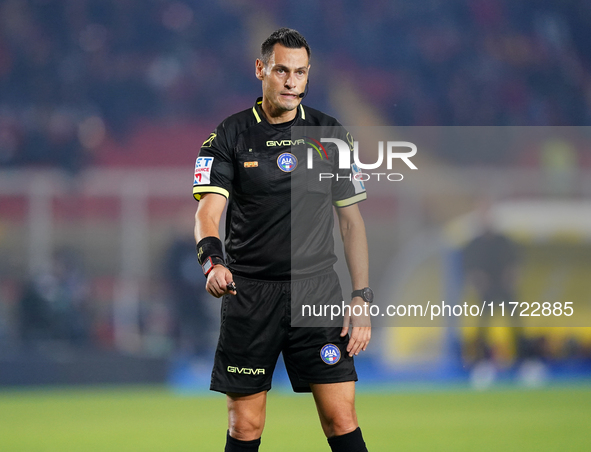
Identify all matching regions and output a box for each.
[255,59,265,81]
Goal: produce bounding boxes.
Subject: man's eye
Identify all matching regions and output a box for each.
[277,68,284,74]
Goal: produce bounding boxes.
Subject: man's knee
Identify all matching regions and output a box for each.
[227,392,267,441]
[228,416,265,441]
[322,409,359,438]
[311,382,359,438]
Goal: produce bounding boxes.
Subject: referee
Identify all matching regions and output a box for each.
[193,28,371,452]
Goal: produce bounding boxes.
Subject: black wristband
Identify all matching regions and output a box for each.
[196,236,224,265]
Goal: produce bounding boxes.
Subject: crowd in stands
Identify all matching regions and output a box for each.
[0,0,253,170]
[288,0,591,127]
[0,0,589,170]
[1,0,590,170]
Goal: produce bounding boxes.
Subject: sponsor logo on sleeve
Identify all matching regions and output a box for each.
[194,157,213,185]
[351,163,365,193]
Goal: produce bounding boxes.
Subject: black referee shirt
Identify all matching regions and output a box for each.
[193,98,366,280]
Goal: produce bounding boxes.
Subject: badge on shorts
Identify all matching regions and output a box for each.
[277,152,297,172]
[320,344,341,365]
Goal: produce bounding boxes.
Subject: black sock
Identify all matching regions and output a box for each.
[224,431,261,452]
[327,427,368,452]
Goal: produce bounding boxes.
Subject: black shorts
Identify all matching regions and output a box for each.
[210,270,358,394]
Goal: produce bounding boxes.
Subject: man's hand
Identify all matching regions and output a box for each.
[340,297,371,357]
[206,265,237,297]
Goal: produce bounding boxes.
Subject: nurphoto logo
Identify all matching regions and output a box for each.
[306,138,418,182]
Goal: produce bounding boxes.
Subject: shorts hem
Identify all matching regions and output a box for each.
[210,383,272,395]
[291,375,358,393]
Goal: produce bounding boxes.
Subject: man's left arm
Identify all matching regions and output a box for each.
[336,203,371,357]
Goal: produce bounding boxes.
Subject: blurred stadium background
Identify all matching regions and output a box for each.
[0,0,590,450]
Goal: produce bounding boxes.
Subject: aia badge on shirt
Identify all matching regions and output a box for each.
[320,344,341,365]
[277,152,297,172]
[194,157,213,185]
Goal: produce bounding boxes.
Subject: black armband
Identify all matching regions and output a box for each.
[196,236,224,265]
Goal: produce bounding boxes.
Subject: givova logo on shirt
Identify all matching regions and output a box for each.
[194,157,213,185]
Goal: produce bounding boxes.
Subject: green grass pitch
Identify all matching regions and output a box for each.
[0,385,590,451]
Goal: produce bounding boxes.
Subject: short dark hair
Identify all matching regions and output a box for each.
[261,28,310,66]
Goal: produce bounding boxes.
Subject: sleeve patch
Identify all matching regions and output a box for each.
[194,156,214,185]
[351,163,365,194]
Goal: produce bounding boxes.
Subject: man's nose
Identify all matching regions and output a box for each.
[285,74,295,88]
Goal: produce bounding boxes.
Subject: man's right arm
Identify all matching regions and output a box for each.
[195,193,236,298]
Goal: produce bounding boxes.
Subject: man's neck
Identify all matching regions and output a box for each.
[260,98,298,124]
